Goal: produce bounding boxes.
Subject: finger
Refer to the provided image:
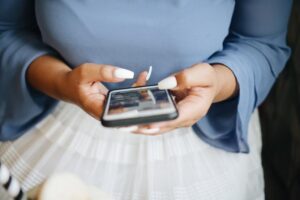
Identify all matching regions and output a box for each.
[132,71,148,87]
[158,63,213,90]
[96,82,109,95]
[134,126,173,135]
[118,126,139,132]
[135,128,161,135]
[133,124,161,135]
[148,127,173,135]
[78,64,134,83]
[133,120,172,135]
[132,124,159,135]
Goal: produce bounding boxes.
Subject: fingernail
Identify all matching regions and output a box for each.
[114,68,134,79]
[158,76,177,89]
[140,128,160,134]
[118,126,138,132]
[146,66,153,81]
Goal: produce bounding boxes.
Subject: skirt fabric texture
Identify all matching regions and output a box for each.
[0,102,264,200]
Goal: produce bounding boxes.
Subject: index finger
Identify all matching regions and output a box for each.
[79,64,135,83]
[158,63,213,90]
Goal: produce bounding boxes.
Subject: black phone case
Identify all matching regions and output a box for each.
[101,86,178,127]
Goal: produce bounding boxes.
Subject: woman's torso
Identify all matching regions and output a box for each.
[35,0,235,89]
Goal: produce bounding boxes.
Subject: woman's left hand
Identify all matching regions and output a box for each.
[134,63,238,135]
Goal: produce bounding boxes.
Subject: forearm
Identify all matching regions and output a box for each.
[212,64,239,103]
[26,55,71,101]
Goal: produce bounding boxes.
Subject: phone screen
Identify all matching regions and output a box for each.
[104,86,176,120]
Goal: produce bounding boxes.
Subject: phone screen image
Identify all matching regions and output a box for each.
[103,86,177,121]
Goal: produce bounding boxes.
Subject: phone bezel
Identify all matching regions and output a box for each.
[101,85,178,127]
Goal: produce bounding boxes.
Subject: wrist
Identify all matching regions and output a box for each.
[27,55,72,101]
[211,64,238,102]
[211,66,222,102]
[54,68,72,102]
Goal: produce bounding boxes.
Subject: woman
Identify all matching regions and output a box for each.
[0,0,292,199]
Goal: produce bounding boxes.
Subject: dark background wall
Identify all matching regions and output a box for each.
[260,0,300,199]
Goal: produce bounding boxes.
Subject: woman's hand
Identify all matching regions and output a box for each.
[135,63,238,135]
[58,63,135,119]
[27,55,134,119]
[61,65,149,119]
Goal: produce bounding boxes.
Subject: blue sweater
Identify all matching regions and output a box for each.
[0,0,292,152]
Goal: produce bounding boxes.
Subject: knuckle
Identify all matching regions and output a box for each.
[98,65,104,77]
[99,65,112,79]
[100,65,109,74]
[79,63,90,71]
[77,64,89,79]
[181,69,189,79]
[178,69,190,87]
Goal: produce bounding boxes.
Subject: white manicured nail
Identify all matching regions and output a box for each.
[158,76,177,89]
[114,68,134,79]
[146,66,153,81]
[140,128,160,134]
[118,126,138,132]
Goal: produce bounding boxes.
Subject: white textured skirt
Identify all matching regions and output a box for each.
[0,102,264,200]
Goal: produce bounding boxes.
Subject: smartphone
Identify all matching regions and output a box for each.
[101,85,178,127]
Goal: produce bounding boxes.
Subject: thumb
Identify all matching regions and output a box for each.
[78,64,134,83]
[158,64,211,90]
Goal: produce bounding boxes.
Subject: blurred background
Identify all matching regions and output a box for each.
[259,0,300,199]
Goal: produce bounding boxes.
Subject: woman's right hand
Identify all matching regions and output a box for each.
[57,63,134,119]
[27,55,134,119]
